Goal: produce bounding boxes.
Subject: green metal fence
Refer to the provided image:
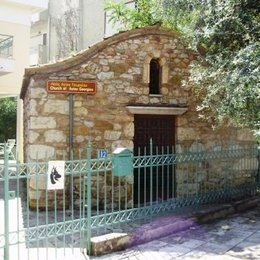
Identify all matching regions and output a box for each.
[0,142,259,259]
[87,141,260,251]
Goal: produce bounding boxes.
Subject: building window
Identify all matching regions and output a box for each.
[0,34,13,58]
[42,33,47,46]
[149,58,161,94]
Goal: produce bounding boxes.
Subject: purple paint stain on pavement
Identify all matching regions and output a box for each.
[128,216,198,247]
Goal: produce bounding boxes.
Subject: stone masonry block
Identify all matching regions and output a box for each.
[90,232,130,256]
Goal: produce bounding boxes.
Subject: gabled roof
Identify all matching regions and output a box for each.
[20,24,181,99]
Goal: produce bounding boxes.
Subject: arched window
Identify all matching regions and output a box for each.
[149,59,161,94]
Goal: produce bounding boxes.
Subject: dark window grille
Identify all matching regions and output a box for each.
[149,58,161,94]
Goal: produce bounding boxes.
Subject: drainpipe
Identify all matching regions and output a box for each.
[69,94,74,160]
[47,1,51,62]
[69,94,74,208]
[78,0,84,51]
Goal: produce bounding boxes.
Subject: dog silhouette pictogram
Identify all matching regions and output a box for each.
[50,166,61,185]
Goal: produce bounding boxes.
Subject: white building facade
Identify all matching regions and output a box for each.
[0,0,48,160]
[30,0,136,65]
[0,0,48,95]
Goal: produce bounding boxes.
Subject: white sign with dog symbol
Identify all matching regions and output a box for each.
[47,161,65,190]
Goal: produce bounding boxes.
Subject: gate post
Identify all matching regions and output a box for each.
[149,138,153,205]
[4,144,10,260]
[86,142,92,255]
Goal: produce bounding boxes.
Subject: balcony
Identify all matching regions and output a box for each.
[0,34,15,76]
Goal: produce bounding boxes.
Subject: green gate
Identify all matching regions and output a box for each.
[0,144,90,260]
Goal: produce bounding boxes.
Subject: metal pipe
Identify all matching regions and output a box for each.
[86,141,92,254]
[47,0,51,62]
[4,144,10,260]
[69,94,74,209]
[79,0,84,51]
[69,94,74,160]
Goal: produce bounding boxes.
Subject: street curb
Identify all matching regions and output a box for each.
[195,197,260,223]
[90,196,260,256]
[130,197,260,247]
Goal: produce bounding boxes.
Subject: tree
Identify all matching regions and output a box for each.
[0,97,17,142]
[105,0,159,30]
[105,0,260,139]
[105,0,201,32]
[189,0,260,139]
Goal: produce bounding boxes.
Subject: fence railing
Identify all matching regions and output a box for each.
[0,142,259,259]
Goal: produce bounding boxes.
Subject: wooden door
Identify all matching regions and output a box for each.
[134,114,175,204]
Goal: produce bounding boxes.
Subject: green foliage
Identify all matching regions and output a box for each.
[0,97,17,142]
[189,0,260,137]
[157,0,202,33]
[105,0,260,138]
[105,0,159,30]
[192,42,259,125]
[105,0,202,32]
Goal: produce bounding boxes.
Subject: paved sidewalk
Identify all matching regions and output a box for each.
[1,203,260,259]
[90,206,260,260]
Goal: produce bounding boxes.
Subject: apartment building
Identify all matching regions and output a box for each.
[30,0,136,65]
[0,0,48,95]
[0,0,48,160]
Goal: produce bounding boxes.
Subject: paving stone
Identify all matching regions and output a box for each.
[136,240,168,250]
[245,231,260,242]
[140,250,170,260]
[191,242,234,255]
[227,245,260,260]
[159,244,191,256]
[181,250,217,259]
[175,238,205,249]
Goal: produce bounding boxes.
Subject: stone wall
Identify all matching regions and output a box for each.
[21,25,255,160]
[176,156,258,198]
[21,25,256,209]
[22,26,196,161]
